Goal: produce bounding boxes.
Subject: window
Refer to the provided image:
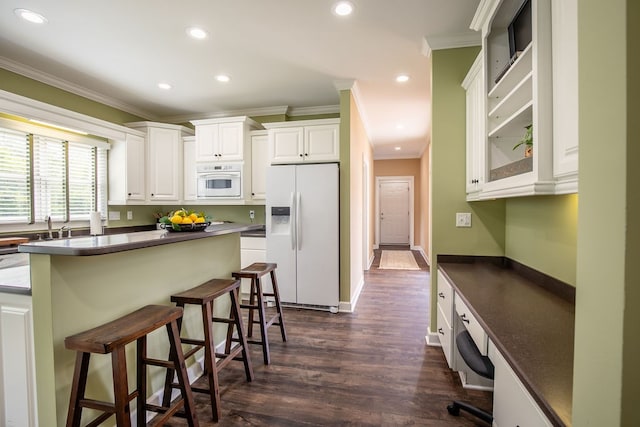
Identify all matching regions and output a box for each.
[0,125,107,225]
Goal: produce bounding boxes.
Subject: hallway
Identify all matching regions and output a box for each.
[167,251,492,426]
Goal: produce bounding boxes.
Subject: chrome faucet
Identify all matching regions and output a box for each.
[59,225,71,238]
[45,216,53,239]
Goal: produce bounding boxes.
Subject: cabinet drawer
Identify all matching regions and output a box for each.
[455,296,488,355]
[436,269,454,325]
[240,236,266,250]
[437,304,454,369]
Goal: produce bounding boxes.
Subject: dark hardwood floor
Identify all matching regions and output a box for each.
[164,249,492,426]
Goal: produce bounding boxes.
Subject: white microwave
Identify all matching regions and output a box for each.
[197,163,242,198]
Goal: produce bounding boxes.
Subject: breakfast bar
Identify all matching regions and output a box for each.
[19,223,261,426]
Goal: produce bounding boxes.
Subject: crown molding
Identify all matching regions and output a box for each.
[422,32,481,57]
[470,0,498,33]
[333,79,356,92]
[0,56,158,121]
[287,105,340,116]
[349,81,374,144]
[163,105,290,123]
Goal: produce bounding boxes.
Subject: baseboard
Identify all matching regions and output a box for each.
[339,276,365,313]
[412,245,430,266]
[425,327,441,347]
[368,253,375,269]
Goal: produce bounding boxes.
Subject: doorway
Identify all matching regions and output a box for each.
[375,176,414,247]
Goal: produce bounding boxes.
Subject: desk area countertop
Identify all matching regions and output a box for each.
[18,222,262,256]
[438,256,575,427]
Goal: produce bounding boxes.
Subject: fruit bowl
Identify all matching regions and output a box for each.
[160,222,211,232]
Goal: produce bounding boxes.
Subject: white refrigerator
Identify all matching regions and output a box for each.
[266,163,339,311]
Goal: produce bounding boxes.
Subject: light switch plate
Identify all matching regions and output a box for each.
[127,211,133,220]
[456,212,472,227]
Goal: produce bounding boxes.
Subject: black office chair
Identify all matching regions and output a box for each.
[447,330,494,424]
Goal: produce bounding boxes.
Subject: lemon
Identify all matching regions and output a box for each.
[189,213,199,222]
[170,215,183,224]
[195,216,205,223]
[182,217,193,224]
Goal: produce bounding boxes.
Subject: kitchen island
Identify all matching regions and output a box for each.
[18,223,260,426]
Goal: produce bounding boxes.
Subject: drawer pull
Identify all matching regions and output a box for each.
[438,292,445,299]
[438,328,444,335]
[461,313,470,324]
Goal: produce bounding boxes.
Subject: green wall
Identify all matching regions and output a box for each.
[505,195,578,286]
[338,90,351,303]
[572,0,639,425]
[106,205,266,228]
[430,47,506,328]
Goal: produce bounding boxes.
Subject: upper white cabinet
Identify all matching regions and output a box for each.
[125,121,193,203]
[551,0,579,193]
[264,118,340,164]
[250,130,268,201]
[468,0,572,200]
[462,53,486,200]
[190,116,261,163]
[108,132,146,205]
[183,136,197,202]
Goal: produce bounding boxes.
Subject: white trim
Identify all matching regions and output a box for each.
[164,105,290,124]
[349,82,374,144]
[375,176,415,247]
[339,276,365,313]
[262,117,340,129]
[0,117,109,148]
[412,245,430,266]
[288,105,340,116]
[0,56,157,121]
[333,79,355,91]
[425,328,442,347]
[0,89,145,141]
[421,32,481,58]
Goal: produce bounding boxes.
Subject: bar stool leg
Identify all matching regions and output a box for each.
[162,303,184,409]
[166,319,199,427]
[230,287,254,381]
[136,336,146,427]
[111,346,132,427]
[246,278,257,338]
[254,276,271,365]
[201,300,222,422]
[270,270,288,342]
[66,352,90,427]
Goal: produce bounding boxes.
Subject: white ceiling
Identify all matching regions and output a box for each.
[0,0,480,159]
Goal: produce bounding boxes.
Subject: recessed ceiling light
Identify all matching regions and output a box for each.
[158,82,172,90]
[14,8,48,24]
[396,74,410,83]
[333,1,354,16]
[396,124,405,130]
[215,74,231,83]
[186,27,208,40]
[394,147,401,151]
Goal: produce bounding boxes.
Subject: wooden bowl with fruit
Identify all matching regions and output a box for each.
[158,209,211,232]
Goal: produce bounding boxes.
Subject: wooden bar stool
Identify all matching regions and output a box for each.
[64,304,198,427]
[163,278,253,422]
[232,262,288,364]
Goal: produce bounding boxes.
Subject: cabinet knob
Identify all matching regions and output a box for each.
[251,192,255,196]
[299,153,304,157]
[438,292,445,299]
[438,328,444,335]
[460,313,470,324]
[304,153,308,156]
[127,193,131,196]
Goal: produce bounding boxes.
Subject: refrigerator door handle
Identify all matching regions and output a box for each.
[290,192,296,250]
[296,192,302,251]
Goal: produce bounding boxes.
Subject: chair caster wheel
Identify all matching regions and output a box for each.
[447,403,460,416]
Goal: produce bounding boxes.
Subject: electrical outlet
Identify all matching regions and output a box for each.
[108,211,120,221]
[456,212,472,228]
[126,211,133,220]
[249,210,255,220]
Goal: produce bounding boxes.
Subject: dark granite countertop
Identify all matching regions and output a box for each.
[438,256,574,427]
[18,223,262,256]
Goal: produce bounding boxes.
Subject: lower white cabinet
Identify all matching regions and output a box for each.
[436,270,456,369]
[239,237,272,296]
[489,343,552,427]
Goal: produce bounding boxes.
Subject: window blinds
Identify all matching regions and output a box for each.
[0,128,30,223]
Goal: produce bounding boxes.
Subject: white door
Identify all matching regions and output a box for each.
[379,180,410,245]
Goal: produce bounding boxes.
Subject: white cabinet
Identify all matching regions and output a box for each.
[183,136,197,201]
[469,0,558,199]
[190,116,260,163]
[462,53,486,199]
[108,131,146,205]
[551,0,579,193]
[264,118,340,164]
[250,130,268,201]
[125,121,194,203]
[436,269,456,369]
[240,236,272,296]
[489,344,552,427]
